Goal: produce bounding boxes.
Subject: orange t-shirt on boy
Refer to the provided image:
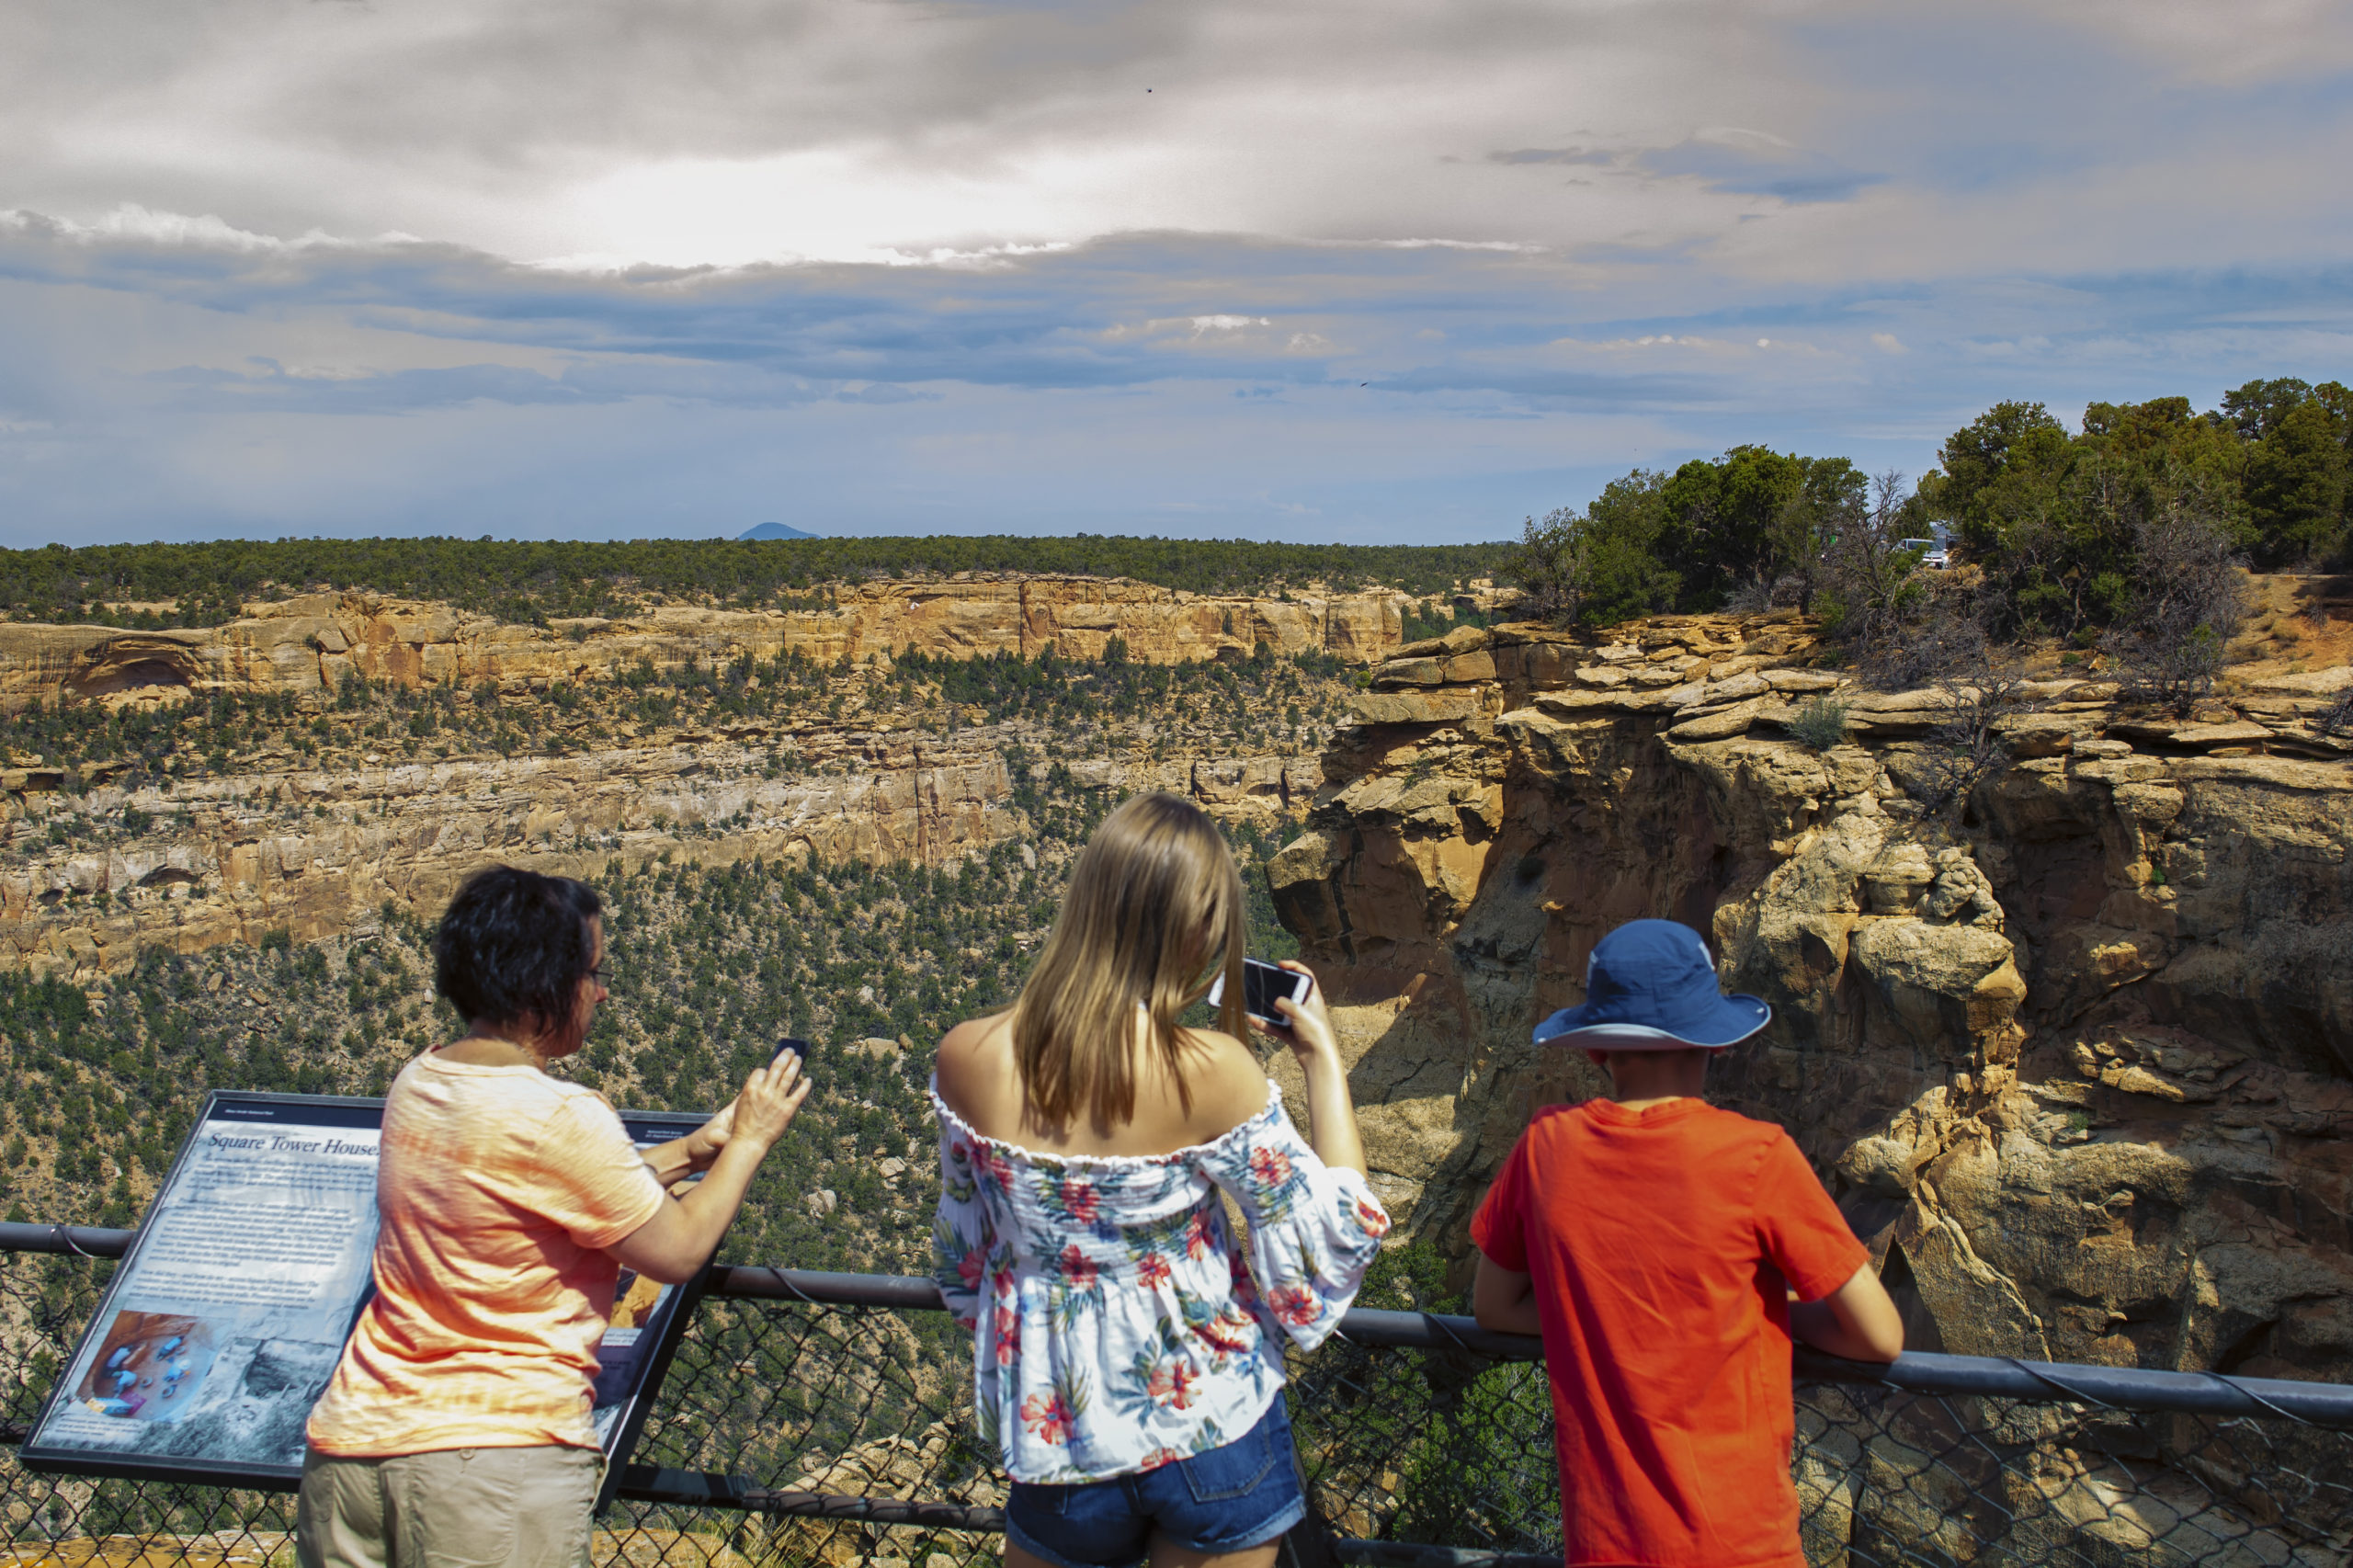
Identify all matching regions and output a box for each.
[1472,1096,1869,1568]
[305,1052,666,1458]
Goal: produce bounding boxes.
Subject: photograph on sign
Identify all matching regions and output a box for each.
[24,1092,714,1492]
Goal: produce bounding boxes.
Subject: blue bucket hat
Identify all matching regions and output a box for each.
[1532,919,1770,1051]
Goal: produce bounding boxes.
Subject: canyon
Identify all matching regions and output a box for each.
[0,575,1371,974]
[0,712,1324,978]
[3,567,2350,1394]
[1269,601,2353,1384]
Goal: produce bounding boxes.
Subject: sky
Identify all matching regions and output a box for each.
[4,0,2352,548]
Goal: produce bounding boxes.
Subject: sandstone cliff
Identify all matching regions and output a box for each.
[1269,605,2353,1383]
[0,712,1324,978]
[0,577,1404,713]
[0,573,1367,974]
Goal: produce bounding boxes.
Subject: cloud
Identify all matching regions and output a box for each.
[1485,148,1617,167]
[35,204,306,252]
[4,0,2353,544]
[1617,131,1885,206]
[6,204,2353,545]
[6,0,2338,276]
[833,382,940,405]
[149,357,620,415]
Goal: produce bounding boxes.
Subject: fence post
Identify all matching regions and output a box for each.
[1277,1515,1338,1568]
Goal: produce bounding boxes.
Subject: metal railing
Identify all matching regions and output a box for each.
[1,1223,2349,1568]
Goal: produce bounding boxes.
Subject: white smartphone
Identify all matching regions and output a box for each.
[1209,958,1313,1028]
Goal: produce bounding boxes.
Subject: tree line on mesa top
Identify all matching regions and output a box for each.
[1506,381,2351,700]
[0,536,1508,629]
[2,376,2340,651]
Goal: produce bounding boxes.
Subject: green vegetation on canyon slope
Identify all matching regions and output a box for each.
[0,792,1302,1279]
[2,641,1358,783]
[0,618,1346,1287]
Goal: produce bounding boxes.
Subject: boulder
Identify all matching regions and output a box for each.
[1698,671,1773,706]
[1849,919,2023,1049]
[2166,720,2274,748]
[1666,698,1770,743]
[1374,657,1444,687]
[1862,843,1936,914]
[1441,650,1497,684]
[1764,669,1846,693]
[1347,690,1482,726]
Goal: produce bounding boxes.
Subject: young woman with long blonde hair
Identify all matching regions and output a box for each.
[932,793,1389,1568]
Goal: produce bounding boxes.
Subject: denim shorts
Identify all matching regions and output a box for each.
[1004,1396,1307,1567]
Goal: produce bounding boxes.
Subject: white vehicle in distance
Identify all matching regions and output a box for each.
[1898,537,1951,570]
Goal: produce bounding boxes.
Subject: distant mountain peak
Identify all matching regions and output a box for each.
[740,522,818,541]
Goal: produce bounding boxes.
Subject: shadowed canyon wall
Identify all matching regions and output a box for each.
[1270,613,2353,1384]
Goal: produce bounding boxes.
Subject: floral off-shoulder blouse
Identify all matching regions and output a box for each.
[930,1075,1391,1483]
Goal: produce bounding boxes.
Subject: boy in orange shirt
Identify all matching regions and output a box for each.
[1472,919,1903,1568]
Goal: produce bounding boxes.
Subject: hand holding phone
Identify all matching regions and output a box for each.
[1210,958,1313,1030]
[1214,958,1340,1065]
[688,1041,811,1168]
[731,1048,810,1153]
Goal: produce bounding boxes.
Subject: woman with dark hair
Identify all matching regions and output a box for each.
[931,793,1389,1568]
[298,865,807,1568]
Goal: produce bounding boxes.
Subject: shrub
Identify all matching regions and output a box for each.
[1812,471,1933,665]
[2318,684,2353,737]
[1787,697,1851,750]
[1855,602,2044,818]
[1914,621,2040,818]
[2100,493,2249,716]
[1504,471,1679,628]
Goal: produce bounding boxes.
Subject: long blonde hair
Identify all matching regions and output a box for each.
[1013,792,1246,1131]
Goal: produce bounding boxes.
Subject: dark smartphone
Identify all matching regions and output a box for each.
[1211,959,1313,1028]
[773,1037,813,1069]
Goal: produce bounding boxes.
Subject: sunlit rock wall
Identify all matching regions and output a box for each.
[0,577,1406,712]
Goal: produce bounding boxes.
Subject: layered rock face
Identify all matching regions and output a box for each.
[0,730,1012,971]
[1270,614,2353,1382]
[0,574,1370,974]
[0,726,1321,978]
[0,577,1403,713]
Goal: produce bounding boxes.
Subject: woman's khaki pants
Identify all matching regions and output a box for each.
[296,1445,603,1568]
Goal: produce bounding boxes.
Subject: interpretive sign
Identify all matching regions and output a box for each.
[22,1090,709,1499]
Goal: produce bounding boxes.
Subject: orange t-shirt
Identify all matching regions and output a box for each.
[305,1053,666,1457]
[1471,1097,1869,1568]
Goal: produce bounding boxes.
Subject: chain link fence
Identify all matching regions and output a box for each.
[1,1233,2349,1568]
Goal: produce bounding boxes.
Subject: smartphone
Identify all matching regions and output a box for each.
[1208,959,1312,1028]
[773,1037,813,1069]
